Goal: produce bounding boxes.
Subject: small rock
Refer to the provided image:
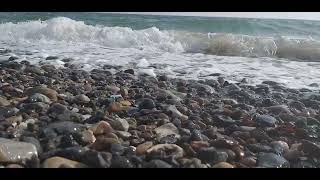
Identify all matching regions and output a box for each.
[48,121,85,134]
[90,121,114,135]
[81,129,96,144]
[42,156,87,168]
[111,155,133,168]
[28,93,51,104]
[0,96,10,107]
[198,147,218,163]
[154,123,181,141]
[143,160,172,168]
[138,98,156,110]
[119,100,131,107]
[24,66,44,75]
[167,105,188,120]
[107,85,120,94]
[0,138,38,163]
[21,136,43,154]
[90,137,120,151]
[109,118,129,132]
[257,153,289,168]
[212,162,234,168]
[271,141,289,155]
[120,87,129,97]
[255,115,277,127]
[6,115,23,124]
[0,107,19,118]
[301,140,320,157]
[239,157,256,167]
[115,131,131,140]
[124,69,134,75]
[74,94,90,104]
[146,144,184,158]
[46,56,59,60]
[25,87,58,101]
[309,83,319,87]
[81,151,112,168]
[6,164,24,168]
[107,102,123,113]
[247,143,273,153]
[136,141,153,156]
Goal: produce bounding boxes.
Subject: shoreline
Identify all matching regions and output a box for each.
[0,59,320,168]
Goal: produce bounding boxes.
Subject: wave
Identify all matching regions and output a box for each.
[1,17,320,61]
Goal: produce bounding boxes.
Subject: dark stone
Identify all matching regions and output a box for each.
[8,56,19,61]
[84,111,105,124]
[159,135,178,144]
[198,147,218,163]
[59,134,79,148]
[138,98,156,110]
[111,155,133,168]
[0,107,19,118]
[257,153,289,168]
[214,151,229,163]
[25,155,40,168]
[247,143,274,153]
[191,129,203,141]
[255,115,277,127]
[81,151,112,168]
[143,159,173,168]
[124,69,135,75]
[110,144,126,155]
[46,56,59,60]
[53,147,87,162]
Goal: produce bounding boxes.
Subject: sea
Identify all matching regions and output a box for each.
[1,12,320,89]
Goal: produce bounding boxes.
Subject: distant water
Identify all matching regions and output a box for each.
[1,12,320,89]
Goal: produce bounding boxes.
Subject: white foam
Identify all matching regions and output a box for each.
[1,17,320,89]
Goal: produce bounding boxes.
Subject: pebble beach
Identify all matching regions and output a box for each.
[1,54,320,168]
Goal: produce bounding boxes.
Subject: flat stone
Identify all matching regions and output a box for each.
[115,131,131,140]
[74,94,90,104]
[0,97,10,107]
[0,138,38,163]
[146,144,184,158]
[25,86,58,101]
[255,115,277,127]
[247,143,274,153]
[109,118,129,132]
[45,56,59,60]
[154,123,181,141]
[6,164,24,168]
[42,156,87,168]
[28,93,51,104]
[106,85,120,94]
[212,162,234,168]
[21,136,42,154]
